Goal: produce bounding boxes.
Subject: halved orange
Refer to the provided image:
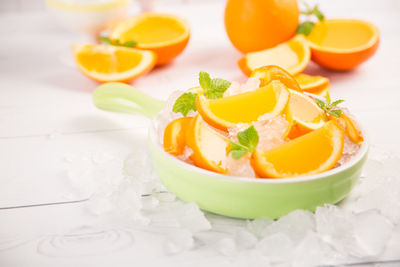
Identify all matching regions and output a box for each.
[196,80,290,131]
[238,35,310,76]
[72,44,156,82]
[110,13,190,65]
[307,19,379,71]
[250,65,302,91]
[163,117,192,156]
[294,73,330,96]
[251,120,344,178]
[185,115,230,174]
[285,89,327,139]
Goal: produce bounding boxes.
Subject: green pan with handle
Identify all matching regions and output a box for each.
[93,82,368,219]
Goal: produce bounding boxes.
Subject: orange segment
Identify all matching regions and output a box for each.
[251,121,344,178]
[286,89,327,139]
[163,117,192,156]
[294,73,330,96]
[250,65,302,91]
[110,13,190,65]
[185,115,230,174]
[72,44,156,82]
[331,113,364,144]
[239,35,310,76]
[196,80,290,131]
[307,19,379,70]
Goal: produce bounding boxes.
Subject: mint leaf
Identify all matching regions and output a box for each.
[124,41,137,47]
[327,109,342,117]
[99,36,113,45]
[227,126,259,160]
[312,5,325,21]
[172,92,198,116]
[326,91,331,106]
[199,71,231,99]
[296,21,315,36]
[99,36,137,48]
[330,100,345,108]
[316,94,345,118]
[315,98,326,109]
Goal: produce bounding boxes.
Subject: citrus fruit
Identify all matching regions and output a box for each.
[251,121,344,178]
[110,13,190,65]
[307,19,379,71]
[250,65,302,91]
[163,117,192,156]
[196,80,290,131]
[185,115,230,174]
[224,0,299,53]
[238,35,310,76]
[285,89,327,139]
[294,73,330,96]
[72,44,156,82]
[331,113,364,145]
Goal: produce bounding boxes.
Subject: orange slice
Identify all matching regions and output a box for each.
[238,35,311,76]
[285,89,327,139]
[307,19,379,71]
[250,65,302,91]
[294,73,330,96]
[72,44,156,82]
[185,115,230,174]
[251,121,344,178]
[331,113,364,144]
[163,117,192,156]
[196,80,290,131]
[110,13,190,65]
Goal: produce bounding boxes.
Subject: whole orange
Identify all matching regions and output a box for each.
[224,0,299,53]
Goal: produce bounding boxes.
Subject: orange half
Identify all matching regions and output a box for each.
[307,19,379,71]
[239,35,311,76]
[196,80,290,131]
[110,13,190,65]
[251,120,344,178]
[72,44,156,82]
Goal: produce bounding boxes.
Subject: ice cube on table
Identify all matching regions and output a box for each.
[216,237,236,256]
[246,217,273,238]
[231,250,271,267]
[164,229,194,254]
[256,232,294,263]
[234,229,258,249]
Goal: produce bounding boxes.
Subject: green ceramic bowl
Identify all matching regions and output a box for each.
[93,82,369,219]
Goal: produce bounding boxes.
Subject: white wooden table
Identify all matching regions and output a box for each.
[0,0,399,266]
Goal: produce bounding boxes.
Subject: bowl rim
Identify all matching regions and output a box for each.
[149,118,369,185]
[307,18,380,54]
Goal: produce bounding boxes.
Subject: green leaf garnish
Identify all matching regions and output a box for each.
[315,92,344,118]
[172,92,198,116]
[199,71,231,99]
[297,3,325,36]
[99,36,137,48]
[228,126,259,160]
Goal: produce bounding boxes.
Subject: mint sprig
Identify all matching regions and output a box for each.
[99,36,137,48]
[199,71,231,99]
[297,3,325,36]
[172,92,198,116]
[228,126,259,160]
[315,92,344,118]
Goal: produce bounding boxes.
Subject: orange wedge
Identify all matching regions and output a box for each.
[250,65,302,91]
[251,121,344,178]
[238,35,310,76]
[110,13,190,65]
[331,113,364,144]
[163,117,192,156]
[294,73,330,96]
[307,19,379,71]
[72,44,156,82]
[196,80,290,131]
[185,115,230,174]
[285,89,327,139]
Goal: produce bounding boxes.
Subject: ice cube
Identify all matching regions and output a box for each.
[175,202,211,233]
[353,210,394,257]
[234,229,258,249]
[292,231,324,267]
[246,217,273,238]
[232,250,271,267]
[164,229,194,254]
[382,223,400,260]
[141,196,160,210]
[262,210,315,243]
[256,232,294,263]
[216,237,236,256]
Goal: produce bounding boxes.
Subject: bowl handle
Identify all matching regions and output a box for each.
[93,82,165,119]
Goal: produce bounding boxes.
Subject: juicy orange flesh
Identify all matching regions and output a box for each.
[207,83,281,123]
[119,17,185,44]
[296,73,324,85]
[308,21,375,49]
[262,125,334,174]
[289,93,324,124]
[76,46,143,73]
[195,119,228,169]
[247,41,300,70]
[163,117,191,155]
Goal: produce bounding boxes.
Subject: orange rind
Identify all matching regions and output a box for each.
[294,73,330,96]
[250,65,302,91]
[251,121,344,178]
[163,117,192,156]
